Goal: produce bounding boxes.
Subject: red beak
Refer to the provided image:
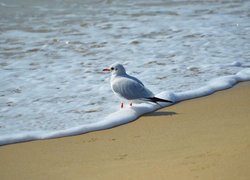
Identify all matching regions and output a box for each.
[103,68,110,72]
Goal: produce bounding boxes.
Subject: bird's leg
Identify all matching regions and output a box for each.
[130,102,133,107]
[120,102,124,109]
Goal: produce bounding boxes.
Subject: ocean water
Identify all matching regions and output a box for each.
[0,0,250,145]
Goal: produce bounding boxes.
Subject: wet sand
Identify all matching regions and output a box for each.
[0,82,250,180]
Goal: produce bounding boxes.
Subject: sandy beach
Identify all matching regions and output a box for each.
[0,82,250,180]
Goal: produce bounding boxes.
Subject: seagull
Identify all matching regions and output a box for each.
[103,63,173,108]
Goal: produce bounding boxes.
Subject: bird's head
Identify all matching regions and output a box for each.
[103,63,126,76]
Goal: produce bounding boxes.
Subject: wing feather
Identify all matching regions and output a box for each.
[111,77,154,100]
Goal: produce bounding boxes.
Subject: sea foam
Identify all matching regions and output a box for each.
[1,0,250,145]
[0,68,249,145]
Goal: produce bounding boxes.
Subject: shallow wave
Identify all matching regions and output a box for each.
[0,0,250,145]
[1,68,250,145]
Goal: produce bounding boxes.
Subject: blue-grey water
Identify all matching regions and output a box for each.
[0,0,250,144]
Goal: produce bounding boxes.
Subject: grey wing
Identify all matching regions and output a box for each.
[112,77,154,100]
[127,75,144,86]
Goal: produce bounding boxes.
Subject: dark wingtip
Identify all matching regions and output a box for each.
[148,97,173,103]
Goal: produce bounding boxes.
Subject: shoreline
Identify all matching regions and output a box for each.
[0,82,250,180]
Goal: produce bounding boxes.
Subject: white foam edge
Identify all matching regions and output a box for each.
[1,68,250,146]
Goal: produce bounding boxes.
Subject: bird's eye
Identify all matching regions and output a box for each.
[110,67,114,71]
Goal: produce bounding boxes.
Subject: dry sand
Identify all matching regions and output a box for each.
[0,82,250,180]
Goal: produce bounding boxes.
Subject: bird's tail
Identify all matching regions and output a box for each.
[148,97,173,103]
